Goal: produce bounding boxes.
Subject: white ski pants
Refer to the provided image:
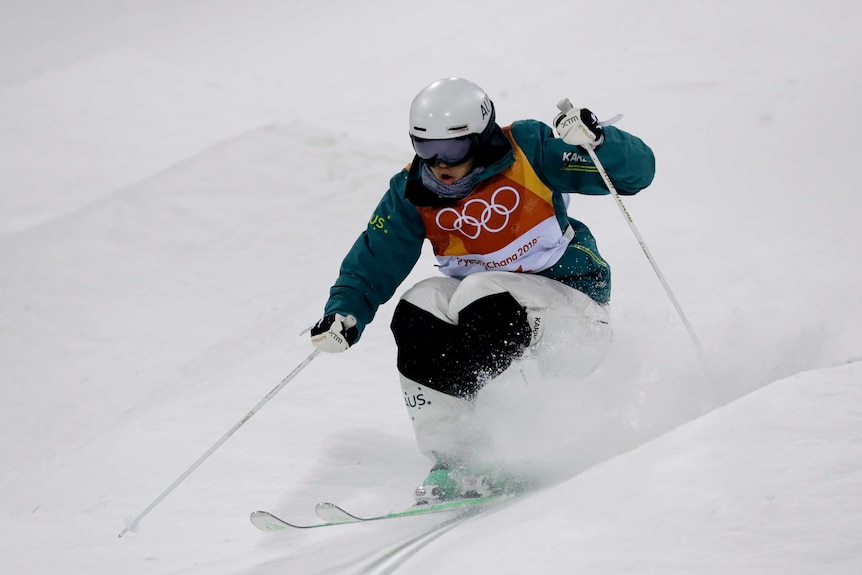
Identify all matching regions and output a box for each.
[392,271,612,459]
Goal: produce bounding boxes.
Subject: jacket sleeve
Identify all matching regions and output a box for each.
[323,169,427,341]
[511,119,656,196]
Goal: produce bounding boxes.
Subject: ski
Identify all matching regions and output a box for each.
[250,494,505,532]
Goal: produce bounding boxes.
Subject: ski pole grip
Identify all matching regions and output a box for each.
[556,98,574,113]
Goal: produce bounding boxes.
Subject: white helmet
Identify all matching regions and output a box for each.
[409,78,495,140]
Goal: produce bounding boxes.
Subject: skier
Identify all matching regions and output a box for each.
[310,78,655,503]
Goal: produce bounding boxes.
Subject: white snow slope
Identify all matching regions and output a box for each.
[2,1,861,573]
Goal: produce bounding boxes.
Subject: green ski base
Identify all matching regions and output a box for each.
[250,494,506,532]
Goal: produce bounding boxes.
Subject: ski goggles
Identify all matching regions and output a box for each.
[411,136,474,166]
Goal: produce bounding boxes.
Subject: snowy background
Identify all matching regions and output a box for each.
[2,1,861,573]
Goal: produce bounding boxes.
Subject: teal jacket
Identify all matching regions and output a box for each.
[323,119,655,342]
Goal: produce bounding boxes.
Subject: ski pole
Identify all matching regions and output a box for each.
[118,348,321,538]
[556,99,706,362]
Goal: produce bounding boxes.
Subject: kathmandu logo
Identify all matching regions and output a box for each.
[562,151,590,164]
[436,186,520,239]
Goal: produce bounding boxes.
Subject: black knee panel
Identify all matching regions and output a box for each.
[391,291,531,398]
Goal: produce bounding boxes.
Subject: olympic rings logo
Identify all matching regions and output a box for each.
[435,186,521,239]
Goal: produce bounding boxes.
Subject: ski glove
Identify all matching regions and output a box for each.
[553,104,604,149]
[310,313,359,353]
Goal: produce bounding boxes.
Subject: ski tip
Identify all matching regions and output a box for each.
[250,510,291,531]
[315,501,364,523]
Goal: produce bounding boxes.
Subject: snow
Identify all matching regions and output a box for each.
[1,1,861,573]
